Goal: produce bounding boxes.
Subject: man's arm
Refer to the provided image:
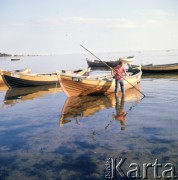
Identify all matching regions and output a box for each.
[111,68,116,76]
[123,68,127,76]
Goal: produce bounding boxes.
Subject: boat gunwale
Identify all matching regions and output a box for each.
[60,70,142,83]
[142,63,178,68]
[3,71,57,77]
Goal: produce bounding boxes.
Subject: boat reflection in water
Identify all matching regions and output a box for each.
[142,73,178,79]
[59,86,142,127]
[3,85,62,107]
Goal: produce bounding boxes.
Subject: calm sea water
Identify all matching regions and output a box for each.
[1,49,178,73]
[0,50,178,179]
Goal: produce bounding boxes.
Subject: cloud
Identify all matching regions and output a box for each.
[38,14,175,30]
[37,17,146,29]
[1,9,176,31]
[39,17,113,25]
[151,9,170,17]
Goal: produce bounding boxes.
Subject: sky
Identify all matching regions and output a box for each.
[0,0,178,55]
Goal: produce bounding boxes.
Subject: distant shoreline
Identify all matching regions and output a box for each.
[0,53,12,57]
[0,53,41,57]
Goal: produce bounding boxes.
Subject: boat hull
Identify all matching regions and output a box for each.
[11,59,20,61]
[87,60,119,67]
[60,71,142,97]
[2,74,58,87]
[141,63,178,73]
[2,71,58,88]
[0,68,31,86]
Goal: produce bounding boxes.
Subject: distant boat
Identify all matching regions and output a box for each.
[0,68,31,86]
[87,56,135,67]
[11,58,20,61]
[141,63,178,73]
[59,68,142,97]
[2,68,90,88]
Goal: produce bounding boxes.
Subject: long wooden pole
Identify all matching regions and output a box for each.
[80,44,112,70]
[80,44,146,97]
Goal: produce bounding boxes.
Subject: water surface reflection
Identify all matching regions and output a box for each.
[142,73,178,79]
[60,87,142,128]
[112,95,127,130]
[3,85,62,107]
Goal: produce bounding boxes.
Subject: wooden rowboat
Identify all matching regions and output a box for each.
[87,56,134,67]
[2,68,90,88]
[0,68,31,86]
[59,87,141,127]
[141,63,178,73]
[2,71,58,87]
[11,58,20,61]
[59,68,142,97]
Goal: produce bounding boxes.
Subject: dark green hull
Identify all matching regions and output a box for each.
[2,74,58,88]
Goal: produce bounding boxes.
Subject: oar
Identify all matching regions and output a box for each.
[121,75,146,97]
[80,44,146,97]
[80,44,112,70]
[105,94,145,130]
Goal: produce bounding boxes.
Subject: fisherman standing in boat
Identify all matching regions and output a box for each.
[112,61,127,96]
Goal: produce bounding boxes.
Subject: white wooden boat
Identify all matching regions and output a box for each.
[2,68,90,88]
[59,68,142,97]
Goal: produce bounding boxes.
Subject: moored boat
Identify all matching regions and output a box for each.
[59,68,142,97]
[141,63,178,73]
[2,71,58,87]
[2,68,90,88]
[87,56,134,67]
[0,68,31,86]
[11,58,20,61]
